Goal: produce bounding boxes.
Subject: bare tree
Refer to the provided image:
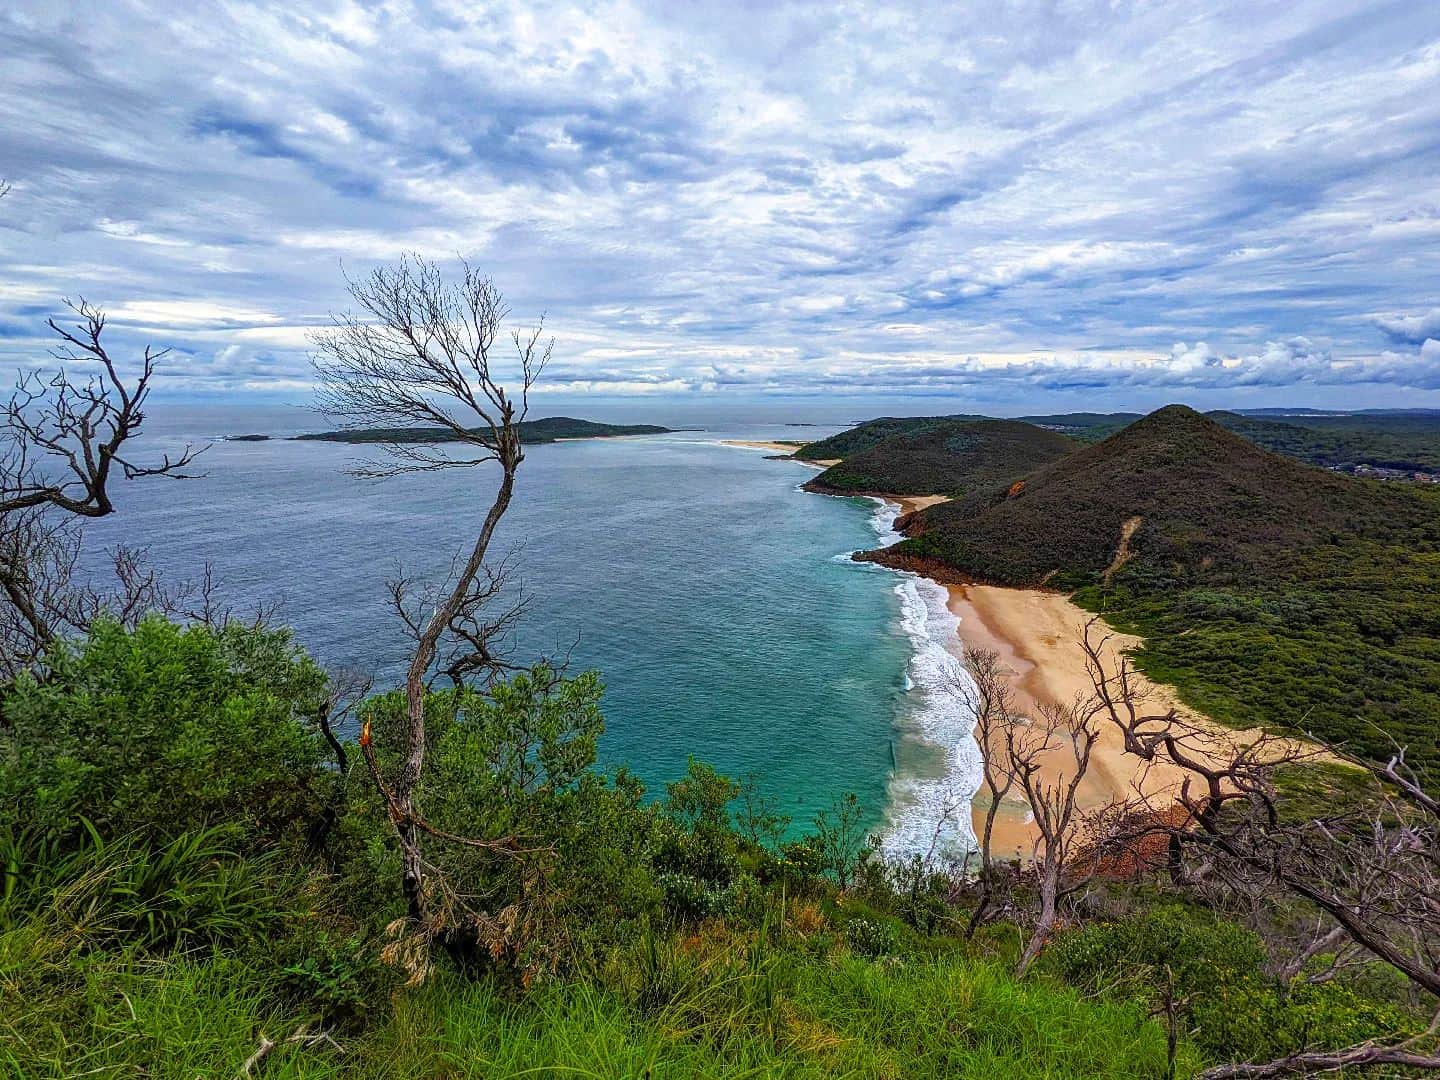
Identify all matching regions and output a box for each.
[0,301,205,673]
[1080,620,1440,1077]
[1,300,202,518]
[954,648,1022,936]
[311,255,550,923]
[1008,696,1103,976]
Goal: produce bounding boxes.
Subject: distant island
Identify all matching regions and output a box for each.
[223,433,271,442]
[290,416,673,445]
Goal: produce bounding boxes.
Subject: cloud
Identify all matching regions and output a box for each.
[1372,308,1440,345]
[0,0,1438,405]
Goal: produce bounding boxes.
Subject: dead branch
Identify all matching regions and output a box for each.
[311,256,550,924]
[952,648,1021,936]
[0,301,208,671]
[1009,694,1103,976]
[1080,616,1440,1073]
[1,299,203,518]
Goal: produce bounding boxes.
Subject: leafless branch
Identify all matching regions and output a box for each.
[311,256,551,924]
[1009,694,1103,975]
[1079,618,1440,1073]
[0,299,211,670]
[1,299,204,518]
[951,648,1022,936]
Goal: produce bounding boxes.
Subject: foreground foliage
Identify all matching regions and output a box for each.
[0,620,1426,1077]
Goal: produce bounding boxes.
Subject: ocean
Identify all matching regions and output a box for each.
[77,403,980,853]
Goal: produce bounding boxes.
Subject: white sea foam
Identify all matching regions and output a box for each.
[857,499,983,861]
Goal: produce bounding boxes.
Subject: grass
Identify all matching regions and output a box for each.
[2,927,1192,1078]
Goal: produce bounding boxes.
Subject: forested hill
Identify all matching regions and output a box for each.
[799,409,1440,475]
[793,414,987,460]
[886,405,1418,587]
[803,419,1076,497]
[293,416,671,444]
[1023,410,1440,473]
[1204,411,1440,473]
[868,404,1440,774]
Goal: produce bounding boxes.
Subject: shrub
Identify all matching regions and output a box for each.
[348,665,664,975]
[1049,903,1265,1002]
[1048,905,1417,1064]
[844,916,898,958]
[272,925,398,1031]
[0,618,332,848]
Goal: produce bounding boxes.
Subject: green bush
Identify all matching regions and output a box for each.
[1190,978,1417,1066]
[1049,904,1265,1001]
[844,916,898,958]
[348,665,665,974]
[0,617,332,848]
[1048,904,1417,1065]
[273,925,398,1031]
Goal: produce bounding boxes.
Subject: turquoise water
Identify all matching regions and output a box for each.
[79,408,978,844]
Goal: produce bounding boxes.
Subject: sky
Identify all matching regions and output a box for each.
[2,0,1439,416]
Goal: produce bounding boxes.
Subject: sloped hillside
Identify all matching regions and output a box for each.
[803,419,1076,497]
[889,405,1419,588]
[869,405,1440,773]
[793,414,986,461]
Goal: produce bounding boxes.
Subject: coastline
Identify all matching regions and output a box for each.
[734,451,1293,860]
[719,439,840,466]
[858,492,1291,859]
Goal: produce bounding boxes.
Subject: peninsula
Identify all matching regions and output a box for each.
[292,416,672,444]
[787,405,1440,842]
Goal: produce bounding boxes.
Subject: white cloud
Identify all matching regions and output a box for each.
[0,0,1438,403]
[104,301,284,329]
[1373,308,1440,346]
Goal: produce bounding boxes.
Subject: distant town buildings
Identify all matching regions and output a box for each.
[1330,463,1440,484]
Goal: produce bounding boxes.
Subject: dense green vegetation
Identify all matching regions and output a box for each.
[293,416,672,444]
[1015,412,1140,441]
[803,420,1076,497]
[4,618,1421,1076]
[1020,409,1440,471]
[1207,410,1440,472]
[794,414,986,461]
[878,405,1440,775]
[802,408,1440,473]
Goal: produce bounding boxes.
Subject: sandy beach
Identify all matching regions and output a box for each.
[945,584,1150,855]
[720,439,803,454]
[719,440,842,466]
[941,580,1326,858]
[860,493,1299,859]
[894,494,950,514]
